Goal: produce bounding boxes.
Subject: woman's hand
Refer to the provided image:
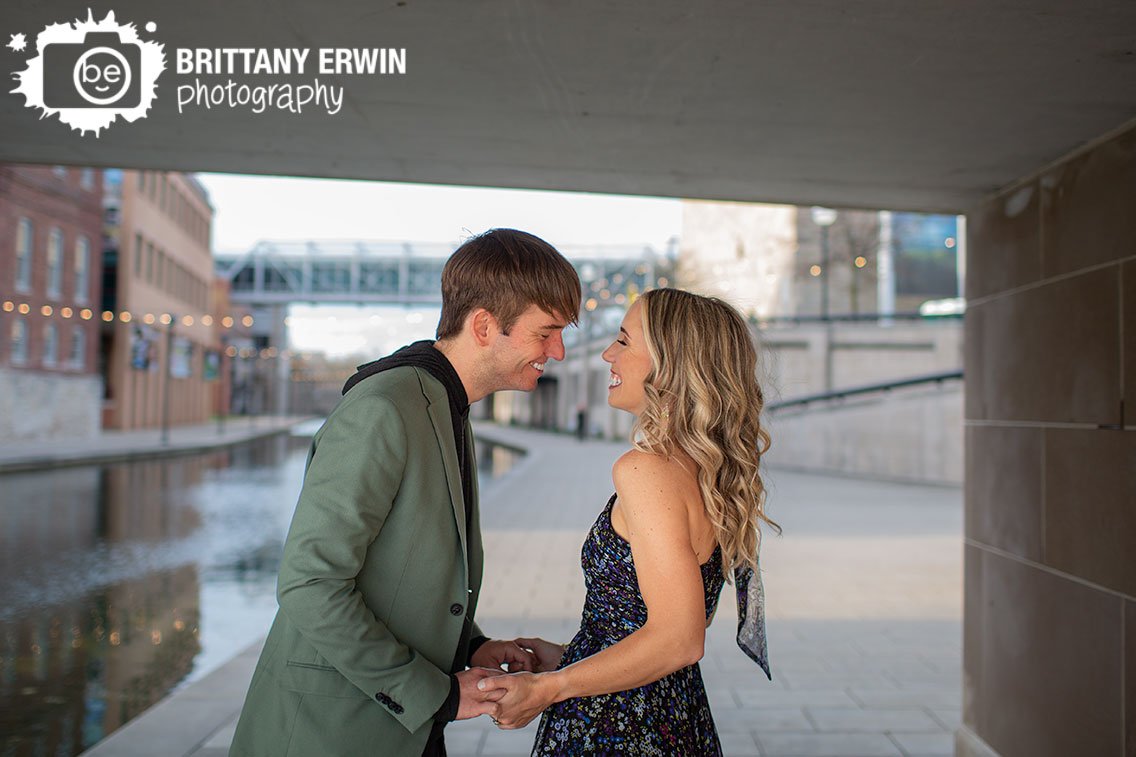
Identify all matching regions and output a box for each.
[470,639,537,672]
[477,671,561,729]
[513,637,566,672]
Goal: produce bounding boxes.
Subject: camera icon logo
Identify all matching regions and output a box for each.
[43,31,141,108]
[10,10,166,137]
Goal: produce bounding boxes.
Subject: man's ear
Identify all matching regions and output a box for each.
[467,308,498,347]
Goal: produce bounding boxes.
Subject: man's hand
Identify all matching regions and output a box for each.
[470,639,537,672]
[477,671,559,729]
[455,667,507,720]
[514,637,566,672]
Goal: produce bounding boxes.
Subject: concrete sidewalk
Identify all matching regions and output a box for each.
[83,424,963,757]
[0,415,313,473]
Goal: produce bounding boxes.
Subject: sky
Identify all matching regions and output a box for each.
[197,174,683,356]
[198,174,681,252]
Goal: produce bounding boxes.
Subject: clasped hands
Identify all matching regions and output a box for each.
[457,637,565,729]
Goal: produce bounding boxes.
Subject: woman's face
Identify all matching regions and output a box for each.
[601,299,653,415]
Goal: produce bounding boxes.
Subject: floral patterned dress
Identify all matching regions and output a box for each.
[531,494,726,756]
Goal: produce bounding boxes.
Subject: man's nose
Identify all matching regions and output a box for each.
[547,333,566,361]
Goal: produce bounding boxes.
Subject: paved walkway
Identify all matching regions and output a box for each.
[82,424,963,757]
[0,416,313,473]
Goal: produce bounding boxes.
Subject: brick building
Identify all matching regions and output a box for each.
[101,170,218,430]
[0,164,104,440]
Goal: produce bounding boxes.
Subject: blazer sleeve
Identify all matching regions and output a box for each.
[276,391,451,734]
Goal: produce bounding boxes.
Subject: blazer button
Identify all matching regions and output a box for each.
[450,603,463,616]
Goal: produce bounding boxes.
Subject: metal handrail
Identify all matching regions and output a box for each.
[753,311,963,325]
[768,369,964,411]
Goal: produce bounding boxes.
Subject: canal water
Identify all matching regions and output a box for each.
[0,424,522,756]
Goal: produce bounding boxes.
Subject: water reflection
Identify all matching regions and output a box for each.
[0,430,521,756]
[0,434,304,755]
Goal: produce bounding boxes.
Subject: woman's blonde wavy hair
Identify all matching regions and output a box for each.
[631,288,780,575]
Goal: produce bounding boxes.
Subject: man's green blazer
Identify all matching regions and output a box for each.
[229,366,484,757]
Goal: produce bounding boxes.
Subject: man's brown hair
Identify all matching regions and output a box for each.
[436,229,581,339]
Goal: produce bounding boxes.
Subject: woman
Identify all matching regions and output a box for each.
[479,288,779,755]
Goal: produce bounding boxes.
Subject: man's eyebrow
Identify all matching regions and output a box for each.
[541,322,566,330]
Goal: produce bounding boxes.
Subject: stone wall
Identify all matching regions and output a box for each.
[960,123,1135,756]
[765,382,963,485]
[760,319,962,400]
[0,368,101,441]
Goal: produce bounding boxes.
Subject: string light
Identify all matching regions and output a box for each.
[809,265,822,277]
[854,256,868,268]
[0,300,253,328]
[0,299,281,360]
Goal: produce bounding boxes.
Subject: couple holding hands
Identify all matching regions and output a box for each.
[229,229,776,756]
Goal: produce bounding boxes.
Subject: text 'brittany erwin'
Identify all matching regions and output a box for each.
[175,48,407,76]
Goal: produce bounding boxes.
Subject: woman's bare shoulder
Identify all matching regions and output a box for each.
[612,449,695,497]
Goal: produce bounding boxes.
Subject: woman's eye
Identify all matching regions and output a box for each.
[616,339,628,346]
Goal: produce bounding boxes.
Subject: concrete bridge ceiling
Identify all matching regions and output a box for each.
[2,1,1135,213]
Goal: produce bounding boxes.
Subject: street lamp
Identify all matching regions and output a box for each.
[160,312,175,446]
[810,208,838,393]
[810,207,838,320]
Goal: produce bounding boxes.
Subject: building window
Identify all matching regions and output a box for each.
[146,241,154,282]
[10,319,28,365]
[134,233,143,277]
[138,171,146,191]
[80,168,95,190]
[43,323,58,367]
[53,166,67,179]
[69,327,86,369]
[47,228,64,298]
[15,217,33,292]
[75,236,90,303]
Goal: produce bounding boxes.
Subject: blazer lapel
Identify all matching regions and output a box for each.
[420,371,468,564]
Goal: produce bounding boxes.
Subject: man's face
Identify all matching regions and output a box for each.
[488,304,569,392]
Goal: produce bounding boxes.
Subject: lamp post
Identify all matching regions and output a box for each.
[810,208,838,392]
[160,313,175,446]
[810,207,838,319]
[217,337,227,437]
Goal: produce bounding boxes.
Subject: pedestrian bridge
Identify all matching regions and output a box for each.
[214,240,675,307]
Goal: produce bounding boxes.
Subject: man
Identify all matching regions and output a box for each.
[229,229,581,756]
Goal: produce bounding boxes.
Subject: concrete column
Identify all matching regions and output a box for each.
[960,123,1134,756]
